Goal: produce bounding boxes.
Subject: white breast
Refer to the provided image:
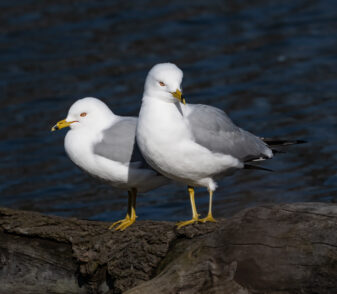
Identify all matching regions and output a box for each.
[137,97,242,188]
[65,129,131,189]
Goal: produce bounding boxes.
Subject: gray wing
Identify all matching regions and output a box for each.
[186,104,272,162]
[93,117,149,167]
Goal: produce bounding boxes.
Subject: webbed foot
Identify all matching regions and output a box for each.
[176,216,199,229]
[109,215,136,231]
[199,214,217,223]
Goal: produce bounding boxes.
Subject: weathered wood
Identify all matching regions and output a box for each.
[0,203,336,294]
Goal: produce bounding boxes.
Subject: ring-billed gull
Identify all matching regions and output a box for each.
[51,97,170,231]
[137,63,302,228]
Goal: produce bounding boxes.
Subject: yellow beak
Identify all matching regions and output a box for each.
[51,119,76,131]
[171,89,186,104]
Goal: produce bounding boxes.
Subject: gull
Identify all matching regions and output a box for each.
[52,97,170,231]
[136,63,302,228]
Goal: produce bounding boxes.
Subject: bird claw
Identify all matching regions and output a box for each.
[109,216,136,231]
[176,217,199,229]
[199,214,217,223]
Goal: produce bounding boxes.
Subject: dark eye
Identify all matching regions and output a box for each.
[80,112,87,117]
[159,81,165,87]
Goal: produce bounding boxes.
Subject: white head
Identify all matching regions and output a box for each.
[143,63,185,103]
[51,97,115,132]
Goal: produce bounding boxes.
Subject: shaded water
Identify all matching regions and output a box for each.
[0,0,336,222]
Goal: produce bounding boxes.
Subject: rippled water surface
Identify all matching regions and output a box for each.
[1,0,336,222]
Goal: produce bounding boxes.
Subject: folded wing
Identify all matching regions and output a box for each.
[185,104,273,162]
[93,117,149,168]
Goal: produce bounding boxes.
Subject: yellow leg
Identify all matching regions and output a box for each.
[200,189,216,223]
[176,186,200,229]
[109,188,137,231]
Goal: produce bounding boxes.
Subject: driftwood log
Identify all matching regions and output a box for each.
[0,203,336,294]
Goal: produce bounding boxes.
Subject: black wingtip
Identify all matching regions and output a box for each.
[295,139,307,144]
[262,138,307,146]
[271,149,286,154]
[244,164,274,172]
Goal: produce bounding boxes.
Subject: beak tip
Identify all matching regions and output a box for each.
[171,89,186,104]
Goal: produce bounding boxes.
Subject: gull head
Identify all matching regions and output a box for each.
[144,63,185,104]
[51,97,114,132]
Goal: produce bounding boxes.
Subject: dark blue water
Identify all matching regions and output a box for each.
[1,0,336,222]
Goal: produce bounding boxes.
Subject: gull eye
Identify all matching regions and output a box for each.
[80,112,87,117]
[159,81,165,87]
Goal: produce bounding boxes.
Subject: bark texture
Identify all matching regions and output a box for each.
[0,203,336,294]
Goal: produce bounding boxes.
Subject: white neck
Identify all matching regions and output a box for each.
[90,111,118,132]
[65,114,117,170]
[143,89,177,104]
[141,94,185,121]
[138,95,193,147]
[136,94,196,180]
